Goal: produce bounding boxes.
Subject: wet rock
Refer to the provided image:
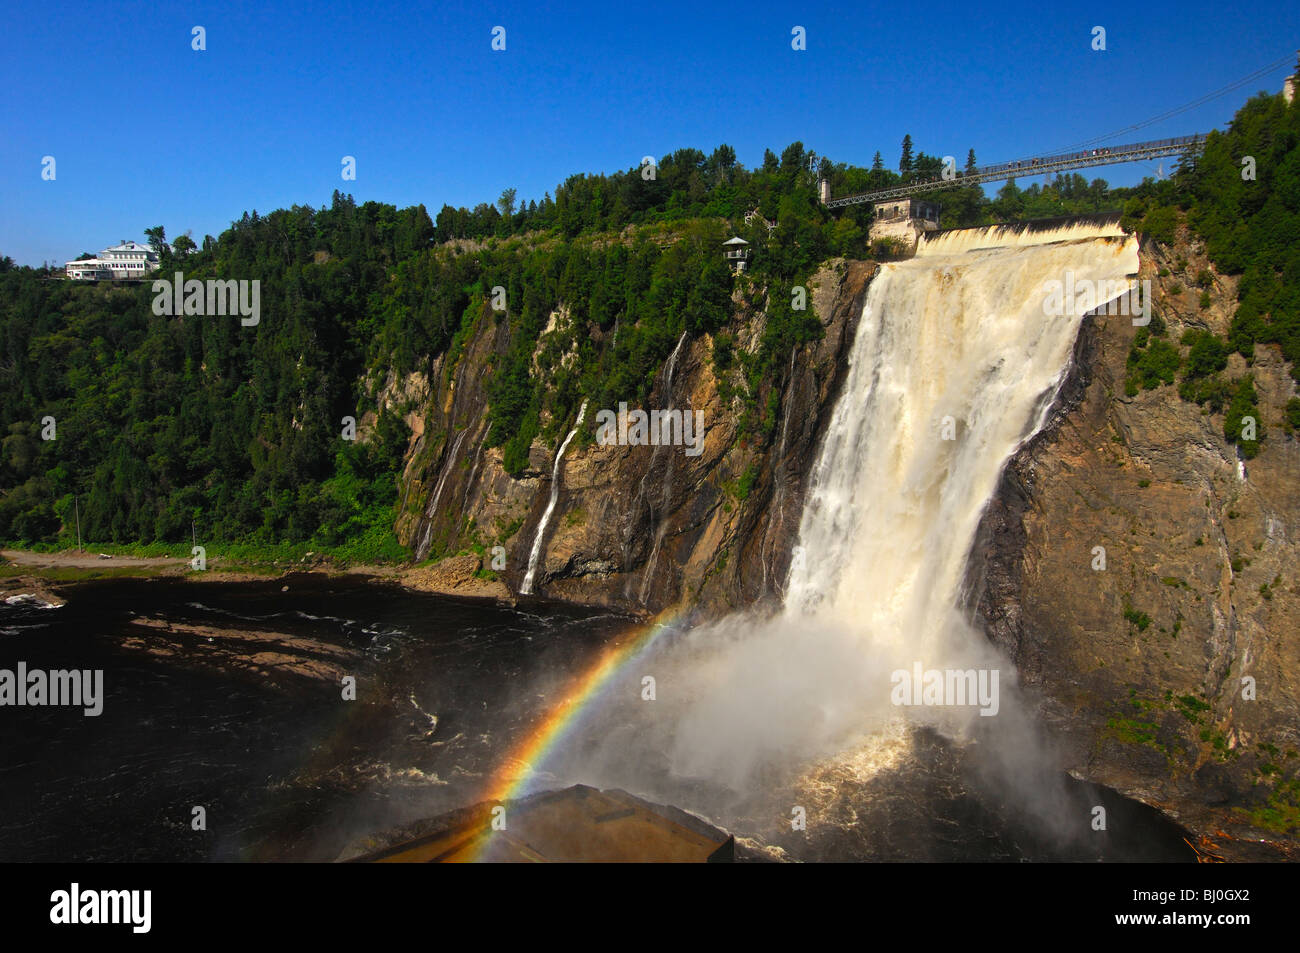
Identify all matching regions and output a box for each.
[967,233,1300,858]
[394,259,878,617]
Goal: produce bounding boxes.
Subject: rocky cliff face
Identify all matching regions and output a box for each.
[378,259,877,619]
[967,231,1300,859]
[384,229,1299,858]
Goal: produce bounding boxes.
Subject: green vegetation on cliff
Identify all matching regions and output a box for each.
[1,85,1296,550]
[0,141,878,544]
[1118,83,1300,457]
[0,196,416,554]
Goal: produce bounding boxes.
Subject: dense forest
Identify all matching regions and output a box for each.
[1118,88,1300,458]
[0,198,420,556]
[1,86,1296,553]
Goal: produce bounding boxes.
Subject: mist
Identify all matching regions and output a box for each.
[539,223,1143,850]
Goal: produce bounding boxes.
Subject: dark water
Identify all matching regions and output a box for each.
[0,576,634,861]
[0,578,1194,862]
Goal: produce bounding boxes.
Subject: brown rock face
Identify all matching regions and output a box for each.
[393,259,877,619]
[967,235,1300,859]
[392,231,1299,858]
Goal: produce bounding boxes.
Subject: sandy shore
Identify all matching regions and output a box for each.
[1,549,187,570]
[0,547,513,603]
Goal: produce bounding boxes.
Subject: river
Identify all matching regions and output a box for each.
[0,573,1192,861]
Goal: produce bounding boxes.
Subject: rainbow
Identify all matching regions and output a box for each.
[468,608,687,860]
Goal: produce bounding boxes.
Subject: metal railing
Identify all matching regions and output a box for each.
[825,134,1207,209]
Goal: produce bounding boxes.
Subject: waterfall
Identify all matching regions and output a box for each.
[760,348,799,598]
[564,222,1142,792]
[520,401,589,596]
[461,435,485,512]
[783,222,1133,629]
[663,330,688,387]
[415,429,467,561]
[636,331,689,603]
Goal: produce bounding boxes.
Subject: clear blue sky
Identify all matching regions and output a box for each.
[2,0,1296,266]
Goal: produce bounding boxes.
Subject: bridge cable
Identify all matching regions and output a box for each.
[1046,53,1294,155]
[829,54,1293,205]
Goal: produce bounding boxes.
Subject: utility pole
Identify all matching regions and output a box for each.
[74,494,82,553]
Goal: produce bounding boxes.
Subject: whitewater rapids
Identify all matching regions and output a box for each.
[552,222,1140,807]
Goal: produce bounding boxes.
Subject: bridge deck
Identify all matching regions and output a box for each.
[825,134,1206,209]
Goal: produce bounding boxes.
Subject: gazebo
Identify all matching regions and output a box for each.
[723,236,750,273]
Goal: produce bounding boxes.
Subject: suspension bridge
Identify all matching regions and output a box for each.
[821,134,1208,209]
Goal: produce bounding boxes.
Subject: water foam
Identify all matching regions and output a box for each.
[562,223,1139,796]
